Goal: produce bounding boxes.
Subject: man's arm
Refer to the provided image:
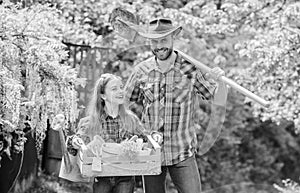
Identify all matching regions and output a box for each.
[195,67,228,155]
[208,67,228,107]
[194,69,216,101]
[125,69,140,103]
[124,68,144,118]
[194,68,228,106]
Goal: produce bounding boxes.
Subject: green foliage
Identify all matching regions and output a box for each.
[1,0,300,192]
[24,172,92,193]
[0,2,85,164]
[235,1,300,130]
[197,92,300,191]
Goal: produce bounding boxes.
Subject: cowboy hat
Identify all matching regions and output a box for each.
[138,18,182,39]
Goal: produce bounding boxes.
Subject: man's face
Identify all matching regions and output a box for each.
[150,34,173,61]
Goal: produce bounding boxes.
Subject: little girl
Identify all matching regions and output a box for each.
[67,73,150,193]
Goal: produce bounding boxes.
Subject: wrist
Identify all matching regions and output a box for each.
[150,131,162,137]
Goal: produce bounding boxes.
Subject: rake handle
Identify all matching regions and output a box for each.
[176,49,270,108]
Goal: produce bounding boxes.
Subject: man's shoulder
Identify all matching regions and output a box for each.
[175,51,197,73]
[133,56,156,74]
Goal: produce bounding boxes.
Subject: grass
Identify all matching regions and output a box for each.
[23,173,153,193]
[24,172,93,193]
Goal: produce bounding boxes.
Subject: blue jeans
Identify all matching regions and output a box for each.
[93,176,134,193]
[144,155,201,193]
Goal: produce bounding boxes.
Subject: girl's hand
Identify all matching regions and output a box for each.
[72,137,85,149]
[128,135,138,142]
[51,114,65,131]
[78,116,90,129]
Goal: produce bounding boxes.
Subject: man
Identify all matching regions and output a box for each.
[125,18,228,193]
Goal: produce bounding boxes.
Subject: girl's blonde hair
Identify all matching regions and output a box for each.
[85,73,139,137]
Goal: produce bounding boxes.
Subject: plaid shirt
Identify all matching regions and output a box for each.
[125,51,215,166]
[67,111,146,156]
[98,113,130,143]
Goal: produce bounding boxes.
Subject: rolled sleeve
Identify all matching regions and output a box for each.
[194,69,216,101]
[125,69,145,118]
[125,70,141,103]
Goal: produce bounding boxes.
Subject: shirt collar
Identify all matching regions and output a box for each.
[100,109,120,120]
[153,51,179,72]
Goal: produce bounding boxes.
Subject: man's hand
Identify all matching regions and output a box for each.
[209,67,228,106]
[208,67,225,82]
[151,132,163,145]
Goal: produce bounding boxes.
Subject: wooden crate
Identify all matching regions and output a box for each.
[77,143,161,177]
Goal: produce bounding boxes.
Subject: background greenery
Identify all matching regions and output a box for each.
[1,0,300,192]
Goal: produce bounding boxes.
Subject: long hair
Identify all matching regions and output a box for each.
[85,73,139,138]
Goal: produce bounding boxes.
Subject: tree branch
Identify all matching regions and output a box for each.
[62,40,111,50]
[274,0,287,13]
[215,0,222,10]
[237,2,271,23]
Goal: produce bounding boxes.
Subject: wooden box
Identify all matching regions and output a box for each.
[77,143,161,177]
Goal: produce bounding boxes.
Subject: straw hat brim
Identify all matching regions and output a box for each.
[138,26,182,39]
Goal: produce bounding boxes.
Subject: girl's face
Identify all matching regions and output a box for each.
[103,77,124,105]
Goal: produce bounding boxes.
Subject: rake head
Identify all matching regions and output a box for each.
[109,7,146,42]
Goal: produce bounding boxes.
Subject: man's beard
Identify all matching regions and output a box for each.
[152,47,173,61]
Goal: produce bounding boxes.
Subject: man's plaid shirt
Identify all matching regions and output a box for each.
[125,51,216,166]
